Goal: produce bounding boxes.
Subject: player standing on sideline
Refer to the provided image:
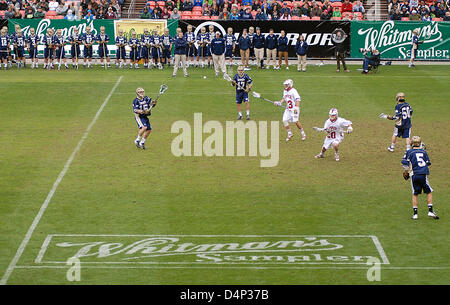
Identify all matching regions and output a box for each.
[224,27,236,67]
[313,108,353,161]
[13,29,26,68]
[379,92,413,152]
[265,29,278,69]
[401,136,439,220]
[133,87,157,150]
[115,29,127,69]
[129,31,140,69]
[409,29,422,68]
[42,28,55,69]
[172,31,188,77]
[274,79,307,142]
[295,35,308,72]
[197,27,208,68]
[83,26,95,68]
[151,28,162,69]
[278,30,289,70]
[9,24,21,68]
[0,27,9,69]
[184,25,196,67]
[140,28,151,69]
[232,65,252,120]
[211,31,227,77]
[253,27,265,69]
[161,28,173,67]
[207,25,215,68]
[55,29,69,70]
[97,26,111,69]
[238,29,251,70]
[69,27,81,68]
[248,26,256,67]
[27,27,39,69]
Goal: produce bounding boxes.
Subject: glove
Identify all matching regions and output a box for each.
[403,171,410,180]
[313,127,323,132]
[274,101,282,107]
[379,113,388,119]
[144,109,151,115]
[346,126,353,134]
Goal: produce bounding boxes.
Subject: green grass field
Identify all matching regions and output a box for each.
[0,64,449,285]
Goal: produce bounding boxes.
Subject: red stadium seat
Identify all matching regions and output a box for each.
[311,16,320,20]
[200,15,210,20]
[55,15,64,19]
[157,1,165,7]
[291,16,300,20]
[182,11,192,17]
[300,16,310,20]
[331,16,341,20]
[401,17,409,21]
[432,18,443,21]
[46,11,57,16]
[211,15,219,20]
[192,10,201,15]
[331,2,342,7]
[193,7,202,12]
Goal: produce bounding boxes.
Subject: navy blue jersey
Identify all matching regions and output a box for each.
[68,34,82,44]
[161,34,172,48]
[141,34,152,46]
[152,34,161,46]
[41,35,55,47]
[184,32,196,44]
[83,33,95,45]
[115,36,127,46]
[54,35,66,46]
[133,96,153,117]
[129,37,140,48]
[393,102,413,128]
[197,33,209,44]
[402,148,431,175]
[13,35,26,48]
[233,73,252,92]
[0,34,9,49]
[248,32,255,48]
[224,34,236,49]
[96,33,109,45]
[27,34,40,46]
[411,34,422,50]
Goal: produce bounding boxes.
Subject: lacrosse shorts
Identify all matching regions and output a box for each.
[236,91,249,104]
[411,174,433,195]
[393,126,411,138]
[135,115,152,131]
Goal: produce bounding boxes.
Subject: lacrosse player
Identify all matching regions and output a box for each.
[55,29,68,70]
[0,27,9,69]
[248,26,256,66]
[379,92,413,152]
[409,29,422,68]
[141,28,152,69]
[133,87,157,150]
[184,25,196,67]
[224,27,236,67]
[232,65,252,120]
[69,27,81,68]
[42,28,55,69]
[27,27,40,69]
[401,136,439,220]
[313,108,353,162]
[13,29,26,68]
[274,79,306,142]
[161,28,173,67]
[129,31,140,69]
[207,25,215,68]
[83,26,95,68]
[151,28,162,69]
[197,27,208,68]
[115,29,127,68]
[97,26,111,68]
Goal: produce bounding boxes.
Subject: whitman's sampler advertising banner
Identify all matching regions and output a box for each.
[351,20,450,60]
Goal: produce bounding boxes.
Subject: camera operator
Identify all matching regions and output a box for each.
[361,48,380,74]
[331,30,349,73]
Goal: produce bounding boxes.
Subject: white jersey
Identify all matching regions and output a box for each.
[283,87,301,111]
[324,117,352,141]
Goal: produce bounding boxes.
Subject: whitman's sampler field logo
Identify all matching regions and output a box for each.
[351,21,450,60]
[36,235,389,266]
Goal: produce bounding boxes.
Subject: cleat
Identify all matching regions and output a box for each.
[140,143,146,150]
[301,134,306,141]
[237,115,243,120]
[246,115,250,120]
[134,140,141,148]
[412,214,418,220]
[315,154,324,159]
[286,134,293,142]
[388,146,394,152]
[427,212,439,220]
[335,153,340,162]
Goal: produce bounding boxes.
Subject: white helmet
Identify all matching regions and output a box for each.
[329,108,338,121]
[136,87,145,99]
[283,79,293,88]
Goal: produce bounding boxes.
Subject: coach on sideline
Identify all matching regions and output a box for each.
[211,31,227,77]
[172,31,188,78]
[254,27,265,69]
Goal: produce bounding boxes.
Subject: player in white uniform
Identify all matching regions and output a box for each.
[313,108,353,161]
[274,79,307,142]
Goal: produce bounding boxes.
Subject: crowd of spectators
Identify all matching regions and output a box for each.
[139,0,366,20]
[0,0,124,19]
[388,0,450,21]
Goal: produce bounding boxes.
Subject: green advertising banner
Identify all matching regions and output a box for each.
[351,20,450,60]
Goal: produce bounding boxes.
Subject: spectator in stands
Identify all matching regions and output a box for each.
[84,9,95,20]
[401,6,410,17]
[0,0,8,11]
[202,4,211,16]
[25,7,35,18]
[174,0,183,11]
[422,12,432,20]
[419,5,429,16]
[211,3,219,15]
[320,7,331,20]
[332,6,341,18]
[280,9,291,20]
[141,7,152,19]
[341,0,353,13]
[143,3,153,14]
[39,0,49,12]
[56,2,69,16]
[106,6,117,19]
[170,7,181,19]
[252,0,261,11]
[239,6,253,19]
[154,3,163,16]
[110,0,120,16]
[230,6,240,19]
[429,6,437,18]
[291,2,301,16]
[34,6,45,18]
[352,0,365,13]
[4,4,15,19]
[436,3,447,18]
[194,0,203,6]
[310,3,322,17]
[444,11,450,21]
[271,4,280,20]
[166,0,175,11]
[161,7,170,19]
[418,0,429,12]
[391,8,402,20]
[401,1,410,12]
[409,9,421,19]
[219,7,230,19]
[183,0,194,11]
[255,7,268,19]
[48,0,59,11]
[242,0,252,6]
[66,9,76,20]
[261,0,271,15]
[280,2,290,15]
[300,2,311,16]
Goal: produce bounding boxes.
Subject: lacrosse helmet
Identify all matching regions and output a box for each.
[396,92,406,103]
[237,65,245,77]
[411,136,421,148]
[283,79,293,90]
[136,87,145,99]
[329,108,338,122]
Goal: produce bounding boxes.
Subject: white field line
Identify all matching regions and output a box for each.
[0,76,123,285]
[370,236,390,265]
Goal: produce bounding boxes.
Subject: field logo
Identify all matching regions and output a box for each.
[171,113,279,167]
[366,257,381,282]
[66,257,81,282]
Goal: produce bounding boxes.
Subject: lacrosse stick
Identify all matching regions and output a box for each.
[252,91,285,108]
[103,39,107,70]
[58,40,63,70]
[75,41,78,70]
[223,73,233,82]
[147,84,168,112]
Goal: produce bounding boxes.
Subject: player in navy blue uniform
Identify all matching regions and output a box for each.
[184,25,197,67]
[161,28,173,67]
[42,28,55,69]
[96,26,111,69]
[409,29,422,68]
[83,26,95,68]
[248,26,256,67]
[224,27,236,67]
[55,29,69,70]
[115,29,127,69]
[69,27,81,69]
[129,31,140,69]
[401,136,439,220]
[232,66,253,120]
[197,27,208,68]
[133,87,157,150]
[379,92,413,152]
[13,29,26,68]
[151,29,162,69]
[207,25,215,68]
[0,27,9,69]
[27,27,40,69]
[141,28,152,69]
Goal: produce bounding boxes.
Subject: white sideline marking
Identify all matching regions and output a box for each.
[0,76,123,285]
